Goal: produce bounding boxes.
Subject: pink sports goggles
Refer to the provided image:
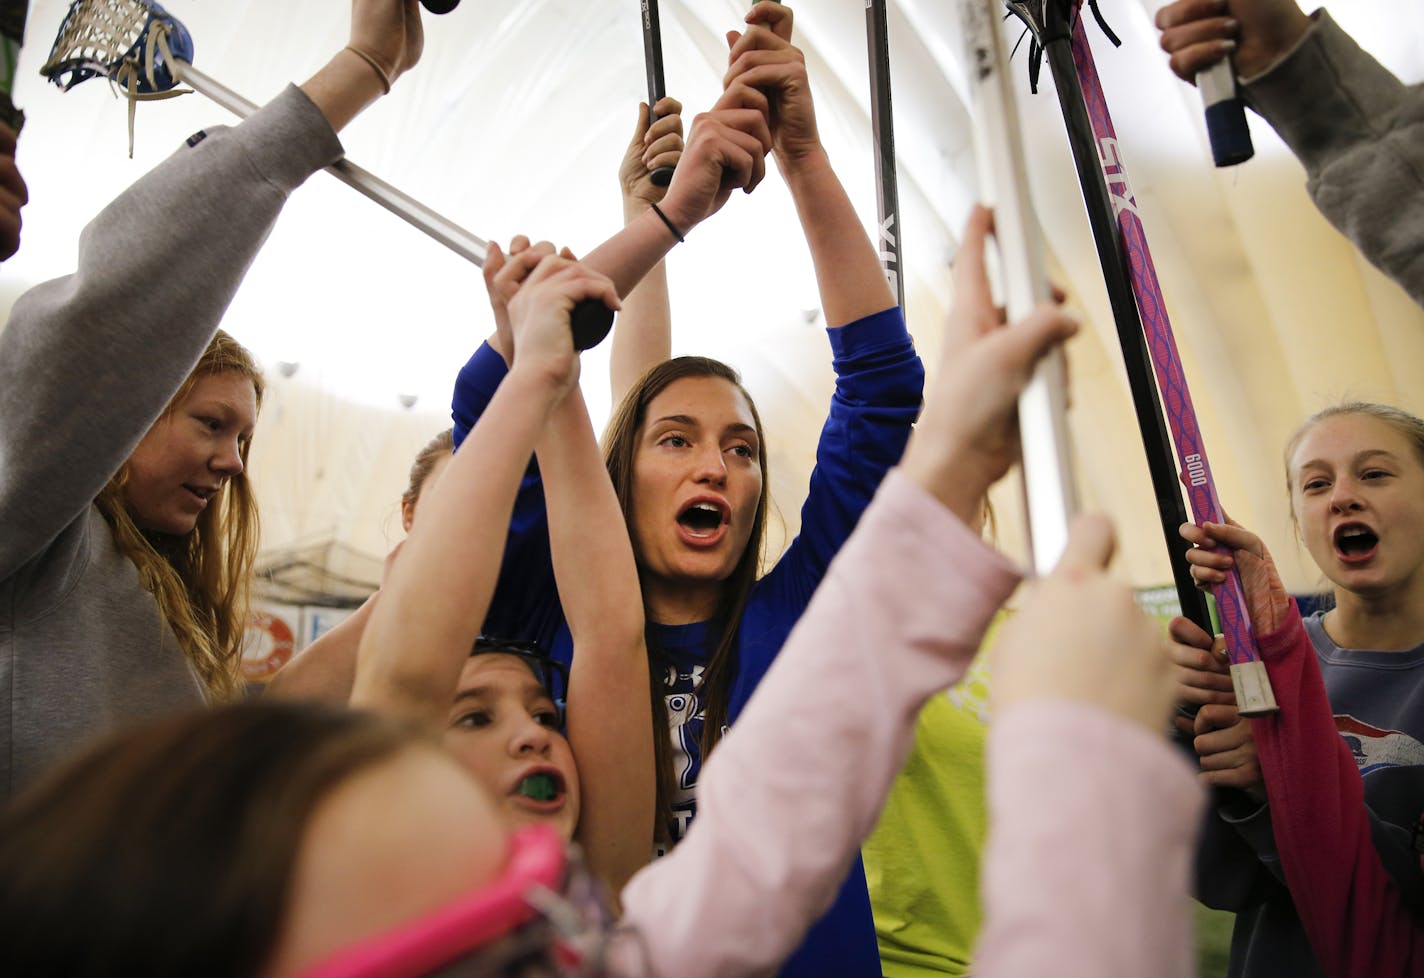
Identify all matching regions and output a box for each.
[296,825,635,978]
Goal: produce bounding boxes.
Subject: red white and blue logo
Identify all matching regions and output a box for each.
[1336,716,1424,776]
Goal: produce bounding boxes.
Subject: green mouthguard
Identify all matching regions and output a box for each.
[517,772,557,802]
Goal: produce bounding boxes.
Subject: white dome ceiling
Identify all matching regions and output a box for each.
[6,0,1422,595]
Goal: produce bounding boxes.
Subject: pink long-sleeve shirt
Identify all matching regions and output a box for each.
[616,470,1203,977]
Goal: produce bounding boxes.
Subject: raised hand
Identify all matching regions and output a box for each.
[350,0,425,87]
[993,514,1177,735]
[482,236,558,363]
[503,254,620,399]
[655,92,772,235]
[1181,517,1293,637]
[1155,0,1312,82]
[303,0,425,131]
[723,2,821,170]
[621,97,685,209]
[900,206,1079,525]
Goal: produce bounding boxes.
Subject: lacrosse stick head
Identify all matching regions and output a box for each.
[41,0,193,95]
[1000,0,1119,94]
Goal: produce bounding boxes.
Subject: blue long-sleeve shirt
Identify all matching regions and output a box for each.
[452,307,923,977]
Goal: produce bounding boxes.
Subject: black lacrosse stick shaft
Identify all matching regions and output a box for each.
[866,0,904,309]
[641,0,675,187]
[1010,0,1212,631]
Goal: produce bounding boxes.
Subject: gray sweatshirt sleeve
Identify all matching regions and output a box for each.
[0,85,343,581]
[1245,10,1424,308]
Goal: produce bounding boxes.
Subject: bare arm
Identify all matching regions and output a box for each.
[726,3,896,328]
[352,259,617,723]
[611,98,683,403]
[578,85,773,305]
[537,390,654,901]
[298,0,423,131]
[781,151,896,328]
[477,238,654,894]
[475,93,768,383]
[265,597,374,704]
[483,86,756,376]
[351,369,563,718]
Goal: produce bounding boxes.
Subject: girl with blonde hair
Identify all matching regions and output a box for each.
[0,0,425,798]
[1176,401,1424,978]
[92,330,265,701]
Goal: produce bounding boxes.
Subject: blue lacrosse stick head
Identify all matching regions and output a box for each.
[132,1,194,94]
[43,0,195,94]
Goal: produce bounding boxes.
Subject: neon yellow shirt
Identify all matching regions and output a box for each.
[863,649,993,977]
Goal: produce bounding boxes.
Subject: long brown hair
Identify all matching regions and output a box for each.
[602,357,770,842]
[94,330,264,701]
[0,702,424,978]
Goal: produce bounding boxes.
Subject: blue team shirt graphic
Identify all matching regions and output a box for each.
[664,661,705,845]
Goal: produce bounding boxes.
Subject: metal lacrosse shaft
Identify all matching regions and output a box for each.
[172,62,620,350]
[174,60,489,266]
[865,0,903,309]
[41,1,615,349]
[959,0,1077,574]
[1066,14,1274,714]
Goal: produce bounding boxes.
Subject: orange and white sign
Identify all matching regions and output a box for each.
[242,607,298,681]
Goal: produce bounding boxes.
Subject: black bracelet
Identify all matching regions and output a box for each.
[649,202,686,244]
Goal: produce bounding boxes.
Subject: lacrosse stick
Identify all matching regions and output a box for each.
[958,0,1077,573]
[0,0,27,132]
[1008,0,1275,714]
[865,0,904,309]
[40,0,614,351]
[640,0,675,187]
[999,0,1213,635]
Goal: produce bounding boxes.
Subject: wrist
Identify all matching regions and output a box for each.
[899,439,994,529]
[653,191,703,240]
[300,54,385,132]
[774,144,832,184]
[623,194,653,225]
[1236,7,1315,79]
[507,354,578,404]
[647,201,686,244]
[343,46,391,94]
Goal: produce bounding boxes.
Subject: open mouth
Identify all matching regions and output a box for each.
[676,501,729,539]
[1334,524,1379,560]
[513,770,566,804]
